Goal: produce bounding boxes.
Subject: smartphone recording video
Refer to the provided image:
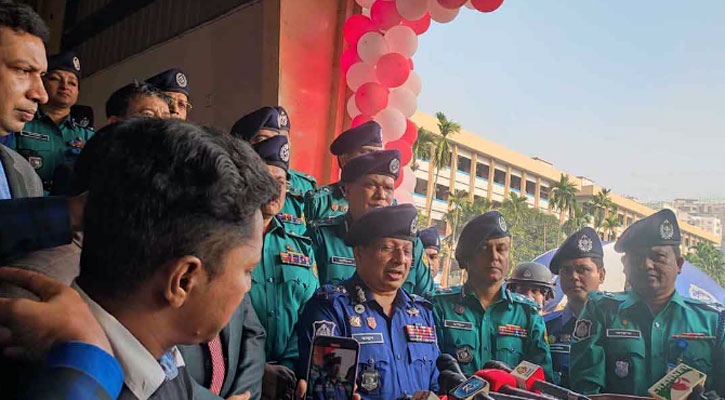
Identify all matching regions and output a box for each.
[306,335,360,400]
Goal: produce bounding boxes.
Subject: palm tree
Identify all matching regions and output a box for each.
[563,202,592,237]
[424,112,462,225]
[549,174,578,225]
[588,188,613,236]
[685,242,725,286]
[411,126,436,171]
[601,214,621,241]
[502,192,528,229]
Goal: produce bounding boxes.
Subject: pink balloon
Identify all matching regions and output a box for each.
[401,70,421,95]
[470,0,504,12]
[370,0,403,31]
[351,114,373,128]
[343,15,376,45]
[408,58,414,70]
[400,165,416,191]
[402,12,431,35]
[347,94,361,118]
[437,0,467,8]
[357,31,389,64]
[428,0,459,22]
[396,0,429,21]
[346,62,377,91]
[400,119,418,145]
[394,190,415,205]
[384,25,418,58]
[355,82,389,116]
[376,53,411,88]
[388,87,417,117]
[341,47,361,74]
[386,139,413,166]
[375,107,407,141]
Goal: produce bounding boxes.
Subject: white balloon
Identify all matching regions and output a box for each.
[384,25,418,58]
[388,87,418,117]
[347,94,361,118]
[428,0,459,22]
[346,62,378,91]
[401,70,422,95]
[464,0,476,9]
[396,0,429,21]
[375,107,407,142]
[357,32,389,65]
[400,166,416,191]
[356,0,375,8]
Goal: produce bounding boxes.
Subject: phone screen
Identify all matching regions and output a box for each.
[306,336,359,400]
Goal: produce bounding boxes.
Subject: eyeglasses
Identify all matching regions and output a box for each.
[168,98,193,112]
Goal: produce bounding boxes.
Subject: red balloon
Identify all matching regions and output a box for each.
[401,12,431,35]
[471,0,504,12]
[343,15,376,45]
[437,0,467,9]
[341,47,361,74]
[386,139,413,166]
[351,114,372,128]
[408,58,414,70]
[376,53,410,88]
[355,82,389,116]
[370,0,402,31]
[400,119,418,145]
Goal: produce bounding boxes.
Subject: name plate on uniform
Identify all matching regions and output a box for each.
[19,131,50,141]
[549,344,570,354]
[444,320,473,331]
[330,256,356,266]
[352,333,384,344]
[606,329,642,339]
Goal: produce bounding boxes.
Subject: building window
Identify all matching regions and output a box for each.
[540,186,549,201]
[510,175,521,190]
[618,214,624,224]
[494,169,506,185]
[626,217,633,226]
[476,162,489,179]
[457,156,471,174]
[435,184,449,201]
[526,180,536,195]
[414,178,427,195]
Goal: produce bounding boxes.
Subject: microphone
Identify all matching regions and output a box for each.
[474,370,557,400]
[510,361,591,400]
[648,363,707,400]
[483,360,513,373]
[489,393,537,400]
[437,354,467,394]
[438,354,465,377]
[448,375,494,400]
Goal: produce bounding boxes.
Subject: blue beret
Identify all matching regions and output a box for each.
[146,68,190,97]
[345,204,418,246]
[418,226,440,250]
[252,135,289,171]
[231,106,291,142]
[455,210,510,268]
[614,209,681,253]
[47,51,81,78]
[329,121,383,156]
[341,150,400,183]
[549,227,603,274]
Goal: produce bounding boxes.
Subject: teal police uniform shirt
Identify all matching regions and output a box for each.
[544,304,579,388]
[297,274,440,400]
[15,111,94,192]
[307,213,434,296]
[304,182,348,222]
[249,216,319,369]
[280,169,316,235]
[570,290,725,396]
[430,284,554,380]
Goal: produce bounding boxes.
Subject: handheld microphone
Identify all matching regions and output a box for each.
[439,371,467,395]
[511,361,591,400]
[648,363,707,400]
[474,369,557,400]
[448,376,492,400]
[483,360,513,373]
[438,354,465,377]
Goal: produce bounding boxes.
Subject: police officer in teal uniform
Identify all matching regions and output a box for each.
[297,204,440,400]
[570,209,725,396]
[249,135,319,372]
[304,121,383,222]
[307,150,433,296]
[15,51,94,193]
[418,226,441,283]
[544,227,605,388]
[430,211,554,379]
[231,106,316,236]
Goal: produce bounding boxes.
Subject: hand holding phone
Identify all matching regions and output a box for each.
[304,335,360,400]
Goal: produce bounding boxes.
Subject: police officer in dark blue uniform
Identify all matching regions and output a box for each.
[146,68,192,120]
[297,204,440,400]
[544,226,605,388]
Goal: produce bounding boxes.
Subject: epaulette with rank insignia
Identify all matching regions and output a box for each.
[510,292,541,311]
[410,293,433,309]
[285,231,313,243]
[431,286,461,297]
[312,214,345,228]
[315,284,350,300]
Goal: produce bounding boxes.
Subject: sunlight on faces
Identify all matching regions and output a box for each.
[623,245,682,300]
[261,164,287,222]
[467,236,511,286]
[344,174,394,220]
[338,145,382,167]
[43,70,78,109]
[425,247,440,277]
[558,257,605,304]
[181,211,264,343]
[163,91,190,120]
[355,237,413,293]
[0,28,48,134]
[250,129,290,146]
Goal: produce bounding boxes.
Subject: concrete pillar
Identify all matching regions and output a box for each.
[469,152,477,201]
[487,157,495,201]
[504,165,512,199]
[535,177,541,209]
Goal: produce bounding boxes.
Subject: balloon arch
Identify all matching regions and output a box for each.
[341,0,505,204]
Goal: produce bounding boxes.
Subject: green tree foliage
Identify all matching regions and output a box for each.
[685,242,725,287]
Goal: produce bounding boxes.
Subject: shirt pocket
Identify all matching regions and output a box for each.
[281,262,314,300]
[605,337,645,389]
[408,342,437,389]
[495,336,525,367]
[667,338,713,374]
[357,345,391,397]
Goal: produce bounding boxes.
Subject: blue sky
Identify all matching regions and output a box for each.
[415,1,724,202]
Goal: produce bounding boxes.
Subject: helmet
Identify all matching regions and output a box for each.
[507,262,555,298]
